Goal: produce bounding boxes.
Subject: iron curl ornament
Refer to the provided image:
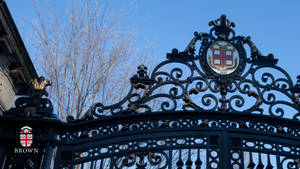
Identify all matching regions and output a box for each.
[4,76,55,118]
[73,14,300,122]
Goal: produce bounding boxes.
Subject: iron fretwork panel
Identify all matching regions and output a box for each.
[54,112,300,168]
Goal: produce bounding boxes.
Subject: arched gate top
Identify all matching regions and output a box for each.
[2,14,300,169]
[71,14,300,122]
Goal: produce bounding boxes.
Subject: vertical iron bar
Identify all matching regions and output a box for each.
[241,150,244,169]
[90,161,95,169]
[222,131,230,169]
[109,157,114,169]
[206,142,209,169]
[53,149,60,169]
[168,150,172,169]
[276,144,282,169]
[0,147,4,167]
[100,159,104,169]
[1,155,6,169]
[41,143,54,169]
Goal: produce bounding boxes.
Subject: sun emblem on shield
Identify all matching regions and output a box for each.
[207,41,239,75]
[20,126,33,147]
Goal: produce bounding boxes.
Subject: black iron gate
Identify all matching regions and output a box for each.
[54,111,300,168]
[0,15,300,169]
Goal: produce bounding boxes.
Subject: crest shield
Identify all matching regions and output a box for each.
[207,41,239,75]
[20,126,32,147]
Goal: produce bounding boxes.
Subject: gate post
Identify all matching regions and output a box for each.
[0,77,61,168]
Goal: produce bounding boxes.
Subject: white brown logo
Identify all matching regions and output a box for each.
[20,126,33,147]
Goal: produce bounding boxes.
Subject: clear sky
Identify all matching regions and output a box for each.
[5,0,300,83]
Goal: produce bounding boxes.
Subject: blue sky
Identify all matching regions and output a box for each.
[5,0,300,83]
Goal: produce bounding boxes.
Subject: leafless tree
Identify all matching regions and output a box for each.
[29,1,209,168]
[31,0,150,120]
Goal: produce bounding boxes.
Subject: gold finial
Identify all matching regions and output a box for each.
[30,77,51,91]
[209,14,235,29]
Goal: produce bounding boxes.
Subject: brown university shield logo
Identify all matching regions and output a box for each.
[207,41,239,75]
[20,126,33,147]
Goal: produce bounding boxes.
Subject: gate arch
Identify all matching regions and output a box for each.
[0,15,299,169]
[53,15,300,168]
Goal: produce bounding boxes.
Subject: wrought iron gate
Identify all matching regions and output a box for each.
[0,15,300,169]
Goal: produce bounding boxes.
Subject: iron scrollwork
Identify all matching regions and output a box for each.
[0,9,299,168]
[78,15,300,122]
[4,76,55,118]
[115,151,168,169]
[53,15,300,169]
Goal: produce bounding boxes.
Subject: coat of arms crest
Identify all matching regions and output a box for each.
[20,126,33,147]
[207,41,239,75]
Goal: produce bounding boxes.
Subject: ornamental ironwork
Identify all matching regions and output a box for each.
[0,14,299,169]
[83,14,299,121]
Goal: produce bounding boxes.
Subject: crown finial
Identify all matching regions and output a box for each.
[208,15,235,40]
[296,75,300,86]
[209,14,235,28]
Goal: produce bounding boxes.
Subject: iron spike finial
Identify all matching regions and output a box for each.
[137,65,148,79]
[130,65,154,88]
[291,75,300,93]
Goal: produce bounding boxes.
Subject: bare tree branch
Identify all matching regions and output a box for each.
[31,0,150,120]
